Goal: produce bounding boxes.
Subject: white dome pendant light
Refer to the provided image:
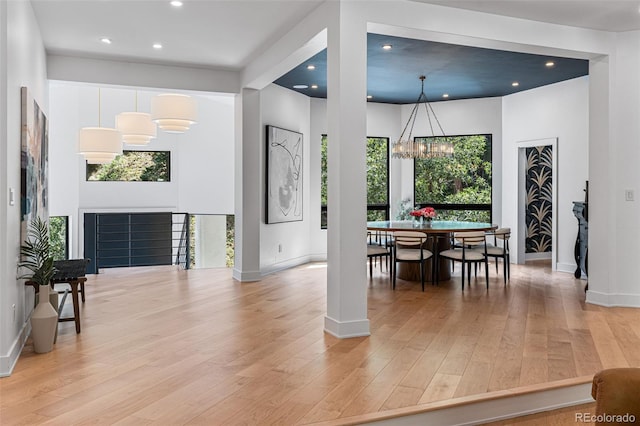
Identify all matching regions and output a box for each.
[116,91,157,145]
[78,88,122,164]
[151,93,197,133]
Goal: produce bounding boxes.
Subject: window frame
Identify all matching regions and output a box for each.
[320,135,390,229]
[413,133,493,223]
[49,215,69,260]
[86,150,171,182]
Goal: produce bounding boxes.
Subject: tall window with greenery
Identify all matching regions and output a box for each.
[414,134,492,222]
[49,216,68,260]
[87,151,170,181]
[320,136,389,228]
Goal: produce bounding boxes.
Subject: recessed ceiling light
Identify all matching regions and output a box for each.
[307,65,316,70]
[367,95,373,99]
[311,84,318,89]
[512,82,520,87]
[442,93,449,98]
[382,44,392,50]
[100,37,112,44]
[293,84,308,89]
[153,43,163,49]
[545,61,555,67]
[170,0,183,6]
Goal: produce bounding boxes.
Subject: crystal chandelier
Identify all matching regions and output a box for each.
[391,76,454,159]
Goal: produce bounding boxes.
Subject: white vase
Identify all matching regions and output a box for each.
[31,284,57,353]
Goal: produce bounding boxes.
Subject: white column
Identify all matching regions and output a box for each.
[585,55,611,304]
[587,33,640,308]
[233,89,261,281]
[324,1,370,338]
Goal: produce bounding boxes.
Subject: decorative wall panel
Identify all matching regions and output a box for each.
[525,146,553,253]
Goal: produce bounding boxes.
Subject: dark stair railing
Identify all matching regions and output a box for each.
[174,213,191,269]
[85,212,232,273]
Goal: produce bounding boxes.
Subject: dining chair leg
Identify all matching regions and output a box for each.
[485,257,490,289]
[420,259,425,291]
[392,257,396,290]
[431,256,437,286]
[461,261,465,291]
[502,256,507,284]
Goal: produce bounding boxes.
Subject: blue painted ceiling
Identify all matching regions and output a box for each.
[274,33,589,104]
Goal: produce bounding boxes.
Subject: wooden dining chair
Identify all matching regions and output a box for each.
[438,231,489,291]
[391,231,435,291]
[482,227,511,283]
[367,230,392,281]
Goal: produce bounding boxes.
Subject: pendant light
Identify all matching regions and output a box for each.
[116,91,157,145]
[391,76,454,159]
[151,93,197,133]
[78,88,122,164]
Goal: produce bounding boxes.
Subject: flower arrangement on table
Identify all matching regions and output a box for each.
[410,206,437,221]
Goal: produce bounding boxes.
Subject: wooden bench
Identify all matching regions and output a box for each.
[26,259,89,334]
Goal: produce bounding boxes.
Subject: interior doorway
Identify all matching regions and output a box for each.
[517,138,558,270]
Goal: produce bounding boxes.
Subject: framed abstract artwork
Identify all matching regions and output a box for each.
[21,86,49,241]
[266,125,303,224]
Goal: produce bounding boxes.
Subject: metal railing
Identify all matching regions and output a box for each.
[87,212,233,273]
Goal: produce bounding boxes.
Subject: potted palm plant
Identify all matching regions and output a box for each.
[19,216,58,353]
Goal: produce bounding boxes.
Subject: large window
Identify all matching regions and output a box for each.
[86,151,170,182]
[320,136,389,228]
[414,134,492,222]
[49,216,68,260]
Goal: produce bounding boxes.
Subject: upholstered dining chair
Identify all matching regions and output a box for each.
[367,231,391,281]
[391,231,435,291]
[438,231,489,291]
[482,227,511,283]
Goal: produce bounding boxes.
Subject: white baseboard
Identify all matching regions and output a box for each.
[556,262,586,279]
[0,321,30,377]
[309,253,327,262]
[586,290,640,308]
[233,256,326,282]
[324,315,370,338]
[260,255,313,277]
[355,380,593,425]
[525,252,552,261]
[232,268,261,282]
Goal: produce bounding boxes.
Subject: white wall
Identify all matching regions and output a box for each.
[259,84,312,273]
[502,77,589,270]
[1,0,48,376]
[48,83,235,258]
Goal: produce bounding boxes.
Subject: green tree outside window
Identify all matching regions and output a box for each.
[414,134,492,222]
[87,151,170,182]
[320,136,389,228]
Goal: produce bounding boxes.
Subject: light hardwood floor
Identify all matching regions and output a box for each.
[1,260,639,425]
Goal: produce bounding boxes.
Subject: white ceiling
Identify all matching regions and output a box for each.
[31,0,324,70]
[30,0,639,72]
[419,0,640,32]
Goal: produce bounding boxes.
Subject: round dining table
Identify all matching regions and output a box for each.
[367,220,497,282]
